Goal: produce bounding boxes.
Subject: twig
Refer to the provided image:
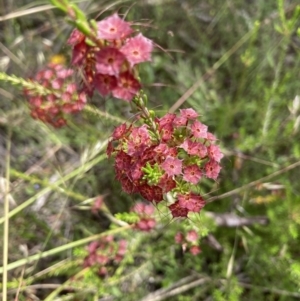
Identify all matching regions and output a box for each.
[140,275,210,301]
[2,129,11,301]
[237,282,300,299]
[3,283,95,299]
[207,160,300,203]
[0,5,53,22]
[205,212,268,227]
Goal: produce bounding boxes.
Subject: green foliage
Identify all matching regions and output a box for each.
[213,278,244,301]
[0,72,52,95]
[114,212,139,224]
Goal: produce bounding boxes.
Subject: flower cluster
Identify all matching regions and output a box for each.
[175,230,201,256]
[24,63,87,127]
[107,108,223,218]
[22,5,223,224]
[131,202,156,231]
[83,236,127,277]
[67,13,153,101]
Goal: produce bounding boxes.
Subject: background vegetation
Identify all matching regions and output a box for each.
[0,0,300,300]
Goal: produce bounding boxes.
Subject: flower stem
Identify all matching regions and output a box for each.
[2,128,11,301]
[132,90,160,141]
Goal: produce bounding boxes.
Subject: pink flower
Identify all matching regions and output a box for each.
[61,92,72,103]
[127,141,143,156]
[180,140,207,158]
[131,202,156,231]
[189,142,207,158]
[130,162,144,180]
[158,174,176,192]
[206,132,217,141]
[87,241,99,254]
[94,73,118,96]
[180,108,199,120]
[168,147,178,157]
[97,254,109,265]
[179,139,192,152]
[139,184,162,202]
[132,202,146,214]
[161,156,182,177]
[96,47,125,75]
[97,13,132,40]
[51,78,63,90]
[112,71,141,101]
[154,143,170,156]
[25,63,86,127]
[115,151,132,171]
[186,230,199,242]
[160,124,174,141]
[157,113,176,128]
[121,33,153,66]
[189,245,201,256]
[183,164,202,184]
[177,193,205,212]
[38,69,54,80]
[175,232,184,243]
[205,160,221,180]
[190,120,208,139]
[120,177,135,194]
[169,201,188,218]
[117,240,127,256]
[207,145,223,162]
[130,125,151,144]
[173,115,187,127]
[65,83,77,93]
[71,41,89,65]
[67,29,85,45]
[57,69,74,79]
[152,185,164,203]
[111,123,129,140]
[136,218,156,231]
[144,204,155,215]
[29,96,42,107]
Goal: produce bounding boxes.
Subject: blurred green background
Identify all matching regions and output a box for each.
[0,0,300,300]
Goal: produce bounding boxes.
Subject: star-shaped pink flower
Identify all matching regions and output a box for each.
[180,140,207,158]
[179,108,199,120]
[205,160,221,180]
[207,145,223,162]
[94,73,118,96]
[97,13,132,40]
[169,201,188,218]
[183,164,202,184]
[112,71,141,101]
[190,120,208,139]
[95,47,125,76]
[161,156,182,177]
[177,193,205,212]
[121,33,153,66]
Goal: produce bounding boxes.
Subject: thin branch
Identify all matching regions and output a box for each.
[2,129,11,301]
[207,160,300,203]
[140,276,210,301]
[0,5,53,22]
[237,282,300,299]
